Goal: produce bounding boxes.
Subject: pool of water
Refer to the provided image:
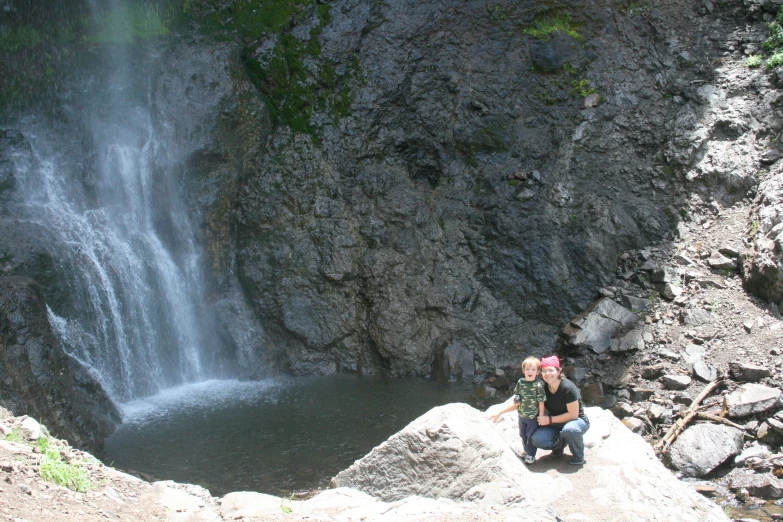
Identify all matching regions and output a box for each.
[104,375,479,496]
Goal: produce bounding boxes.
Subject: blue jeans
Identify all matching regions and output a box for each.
[518,417,539,458]
[530,417,590,459]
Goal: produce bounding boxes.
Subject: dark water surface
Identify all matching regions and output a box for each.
[105,375,478,496]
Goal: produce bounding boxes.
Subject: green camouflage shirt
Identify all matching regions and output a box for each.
[513,378,546,419]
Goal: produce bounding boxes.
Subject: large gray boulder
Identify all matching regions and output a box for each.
[669,424,744,477]
[330,403,564,505]
[726,383,782,417]
[330,404,728,521]
[560,298,638,354]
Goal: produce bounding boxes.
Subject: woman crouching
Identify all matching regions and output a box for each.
[532,355,590,465]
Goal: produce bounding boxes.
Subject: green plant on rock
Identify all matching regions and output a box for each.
[280,492,295,514]
[521,13,582,41]
[38,437,92,493]
[2,427,24,443]
[487,4,509,21]
[761,8,783,70]
[750,219,760,237]
[572,79,597,97]
[747,55,763,68]
[240,3,356,134]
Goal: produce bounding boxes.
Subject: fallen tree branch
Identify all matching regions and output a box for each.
[654,379,720,452]
[694,412,749,431]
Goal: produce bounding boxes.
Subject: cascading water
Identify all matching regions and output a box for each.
[9,0,234,402]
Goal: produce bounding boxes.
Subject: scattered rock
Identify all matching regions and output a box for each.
[652,267,681,284]
[621,295,651,312]
[580,382,605,405]
[622,417,645,433]
[674,253,696,266]
[767,417,783,436]
[642,363,666,379]
[761,149,783,165]
[19,418,41,440]
[682,308,713,327]
[757,421,783,444]
[729,473,783,499]
[694,483,718,497]
[560,298,638,354]
[672,392,694,406]
[658,282,684,301]
[707,253,737,270]
[610,329,645,353]
[726,384,783,417]
[661,374,692,390]
[584,93,600,108]
[612,402,635,418]
[630,388,655,402]
[691,359,718,383]
[735,444,772,467]
[670,424,744,477]
[718,246,741,258]
[729,362,771,382]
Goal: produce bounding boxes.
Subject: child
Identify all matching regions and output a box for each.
[487,356,546,464]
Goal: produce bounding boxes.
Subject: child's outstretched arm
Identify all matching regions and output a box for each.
[538,401,545,417]
[484,401,518,423]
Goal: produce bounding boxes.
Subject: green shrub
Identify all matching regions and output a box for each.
[572,79,597,97]
[38,438,92,493]
[767,51,783,70]
[763,9,783,70]
[2,427,24,443]
[747,55,763,68]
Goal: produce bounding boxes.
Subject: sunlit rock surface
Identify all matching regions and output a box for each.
[325,404,728,521]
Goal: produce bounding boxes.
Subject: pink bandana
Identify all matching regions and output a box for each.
[541,356,560,369]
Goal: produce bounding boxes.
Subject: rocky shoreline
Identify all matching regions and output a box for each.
[0,403,731,522]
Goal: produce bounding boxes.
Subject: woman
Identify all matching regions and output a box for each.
[531,355,590,465]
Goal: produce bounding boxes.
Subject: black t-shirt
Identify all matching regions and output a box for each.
[544,378,587,420]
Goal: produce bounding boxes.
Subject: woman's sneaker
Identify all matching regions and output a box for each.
[569,456,585,466]
[524,455,535,464]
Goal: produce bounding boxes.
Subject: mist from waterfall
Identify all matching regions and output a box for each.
[10,0,233,402]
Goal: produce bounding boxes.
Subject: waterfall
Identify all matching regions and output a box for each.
[8,0,233,402]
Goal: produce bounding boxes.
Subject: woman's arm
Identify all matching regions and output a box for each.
[485,401,518,423]
[537,401,579,425]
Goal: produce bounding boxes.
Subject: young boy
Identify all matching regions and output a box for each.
[487,356,546,464]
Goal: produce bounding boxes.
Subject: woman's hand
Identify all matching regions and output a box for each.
[536,415,550,425]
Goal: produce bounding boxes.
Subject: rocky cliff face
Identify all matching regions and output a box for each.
[2,0,783,446]
[0,277,120,451]
[224,0,773,377]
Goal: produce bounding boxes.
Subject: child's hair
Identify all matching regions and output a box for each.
[521,356,541,372]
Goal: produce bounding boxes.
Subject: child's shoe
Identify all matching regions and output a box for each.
[524,455,535,464]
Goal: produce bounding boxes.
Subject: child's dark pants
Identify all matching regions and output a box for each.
[518,417,539,458]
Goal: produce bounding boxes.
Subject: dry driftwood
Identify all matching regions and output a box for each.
[654,379,720,452]
[694,412,749,431]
